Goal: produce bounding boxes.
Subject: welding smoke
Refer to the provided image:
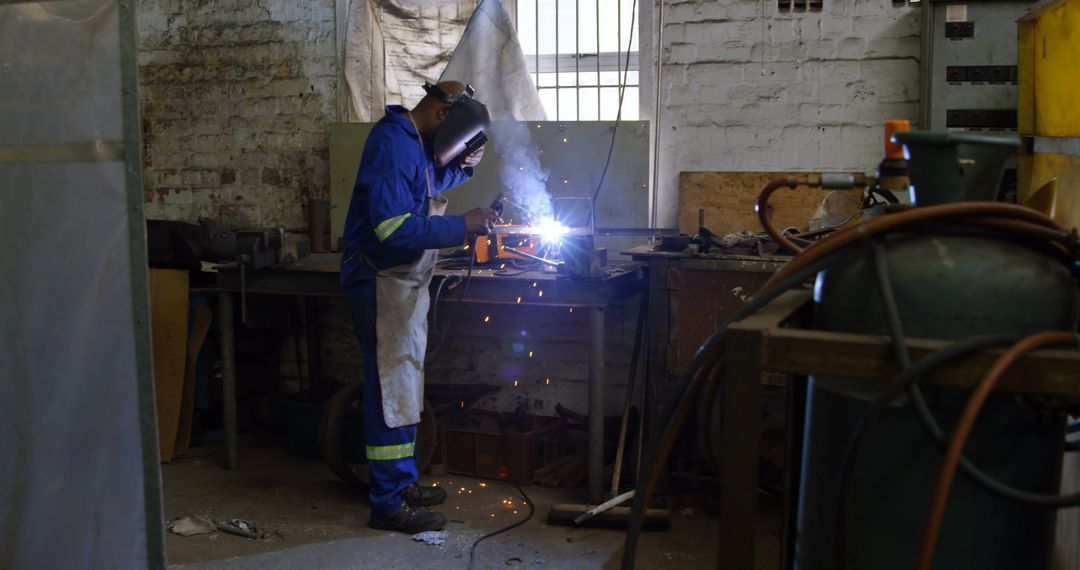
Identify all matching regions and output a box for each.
[489,121,553,223]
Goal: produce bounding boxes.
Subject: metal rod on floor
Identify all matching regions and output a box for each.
[589,306,606,503]
[218,291,238,470]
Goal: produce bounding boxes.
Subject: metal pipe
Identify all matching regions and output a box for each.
[650,0,665,228]
[588,306,605,503]
[218,292,238,469]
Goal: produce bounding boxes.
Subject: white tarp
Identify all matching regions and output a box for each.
[344,0,543,120]
[439,0,546,121]
[0,0,157,568]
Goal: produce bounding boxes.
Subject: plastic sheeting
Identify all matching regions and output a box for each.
[439,0,546,121]
[0,0,154,568]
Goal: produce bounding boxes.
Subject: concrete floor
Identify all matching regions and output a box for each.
[163,439,781,569]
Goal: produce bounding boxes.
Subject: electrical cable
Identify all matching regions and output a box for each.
[425,237,477,366]
[466,483,535,570]
[916,331,1079,570]
[621,243,862,570]
[869,237,1080,508]
[589,0,638,229]
[832,334,1021,570]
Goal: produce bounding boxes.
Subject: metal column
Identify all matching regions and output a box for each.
[218,292,238,469]
[588,306,606,503]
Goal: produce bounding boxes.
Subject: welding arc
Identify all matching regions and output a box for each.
[915,331,1079,570]
[621,244,861,570]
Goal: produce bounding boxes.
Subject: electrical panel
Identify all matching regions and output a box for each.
[923,0,1036,133]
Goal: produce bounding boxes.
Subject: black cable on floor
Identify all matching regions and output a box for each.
[466,482,535,570]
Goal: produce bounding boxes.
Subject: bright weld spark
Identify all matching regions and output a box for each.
[479,482,487,487]
[538,290,544,298]
[516,297,522,304]
[528,351,534,358]
[513,380,519,387]
[569,308,574,314]
[532,282,537,288]
[545,378,551,385]
[484,315,491,323]
[459,401,465,408]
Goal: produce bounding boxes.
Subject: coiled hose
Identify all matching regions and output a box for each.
[622,199,1080,569]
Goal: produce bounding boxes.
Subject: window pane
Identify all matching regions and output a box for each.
[578,87,600,120]
[597,0,618,53]
[558,88,578,120]
[539,89,558,119]
[538,72,557,87]
[578,0,599,57]
[537,0,557,55]
[599,87,620,120]
[579,71,599,86]
[599,71,620,86]
[558,72,578,87]
[620,87,639,120]
[518,0,537,56]
[621,0,638,52]
[558,0,577,55]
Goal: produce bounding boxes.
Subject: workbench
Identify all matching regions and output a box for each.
[721,289,1080,570]
[208,252,644,503]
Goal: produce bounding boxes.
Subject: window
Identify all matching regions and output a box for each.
[515,0,639,121]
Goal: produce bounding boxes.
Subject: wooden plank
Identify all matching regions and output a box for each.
[174,304,212,457]
[149,269,189,462]
[678,171,862,236]
[760,327,1080,398]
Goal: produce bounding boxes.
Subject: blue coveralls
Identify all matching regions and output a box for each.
[340,105,473,517]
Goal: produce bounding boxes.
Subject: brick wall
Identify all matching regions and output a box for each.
[137,0,338,228]
[651,0,921,226]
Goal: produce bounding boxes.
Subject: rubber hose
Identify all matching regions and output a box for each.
[916,331,1079,570]
[621,244,861,569]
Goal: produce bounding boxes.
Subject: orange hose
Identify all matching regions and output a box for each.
[914,331,1078,570]
[757,176,809,254]
[763,202,1070,291]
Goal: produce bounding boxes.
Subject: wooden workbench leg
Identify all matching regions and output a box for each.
[589,306,605,504]
[720,329,762,569]
[218,291,238,470]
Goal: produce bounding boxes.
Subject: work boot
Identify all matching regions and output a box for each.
[404,482,448,507]
[368,503,447,534]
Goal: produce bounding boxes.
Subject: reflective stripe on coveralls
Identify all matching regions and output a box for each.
[366,442,416,461]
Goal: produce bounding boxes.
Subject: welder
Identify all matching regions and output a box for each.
[340,80,497,533]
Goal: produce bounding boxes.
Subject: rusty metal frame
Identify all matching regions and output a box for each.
[719,288,1080,570]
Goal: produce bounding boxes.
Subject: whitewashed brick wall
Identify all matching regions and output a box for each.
[651,0,921,227]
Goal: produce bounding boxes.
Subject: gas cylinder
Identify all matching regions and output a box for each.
[795,132,1080,569]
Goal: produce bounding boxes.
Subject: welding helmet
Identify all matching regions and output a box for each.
[425,81,491,167]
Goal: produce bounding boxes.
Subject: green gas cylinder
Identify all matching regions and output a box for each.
[796,132,1079,569]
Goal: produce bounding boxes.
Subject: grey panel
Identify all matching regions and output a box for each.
[0,161,147,569]
[927,1,1036,132]
[330,120,651,258]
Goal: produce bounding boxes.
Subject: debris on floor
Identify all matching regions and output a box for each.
[168,515,216,537]
[412,530,448,546]
[168,515,277,540]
